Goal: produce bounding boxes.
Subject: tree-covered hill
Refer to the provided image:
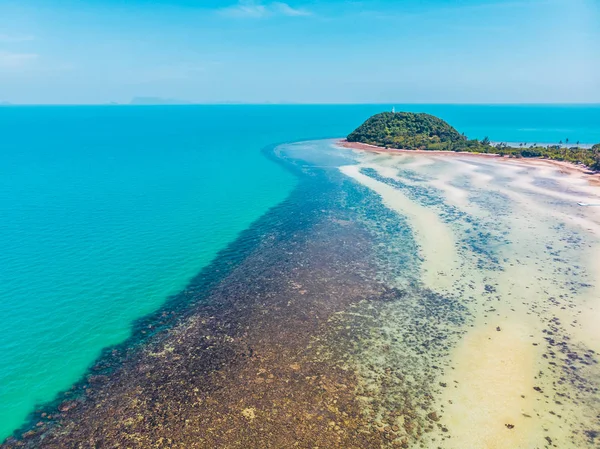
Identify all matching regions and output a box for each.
[347,112,465,150]
[347,112,600,171]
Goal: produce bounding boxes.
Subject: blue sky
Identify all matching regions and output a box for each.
[0,0,598,104]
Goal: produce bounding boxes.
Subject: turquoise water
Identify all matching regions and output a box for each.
[0,104,599,441]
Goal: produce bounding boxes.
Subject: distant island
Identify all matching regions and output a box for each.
[129,97,192,105]
[346,112,600,171]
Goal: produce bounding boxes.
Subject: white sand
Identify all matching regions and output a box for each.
[339,151,600,448]
[340,164,460,291]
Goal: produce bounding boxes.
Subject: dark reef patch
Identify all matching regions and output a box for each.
[2,143,464,448]
[359,167,507,270]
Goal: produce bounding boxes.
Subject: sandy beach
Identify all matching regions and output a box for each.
[337,140,600,448]
[339,139,600,187]
[4,139,599,449]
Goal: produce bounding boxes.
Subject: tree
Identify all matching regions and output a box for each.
[346,112,466,150]
[346,113,599,166]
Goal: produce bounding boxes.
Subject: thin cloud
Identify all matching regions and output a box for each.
[271,2,311,16]
[219,0,311,18]
[0,34,35,43]
[0,51,38,69]
[335,0,544,22]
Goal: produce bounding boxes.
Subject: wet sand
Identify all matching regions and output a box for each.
[3,139,599,448]
[340,142,600,448]
[339,165,460,290]
[340,139,600,187]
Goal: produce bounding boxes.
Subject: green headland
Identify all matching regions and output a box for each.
[347,112,600,170]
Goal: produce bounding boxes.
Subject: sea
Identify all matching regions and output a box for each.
[1,104,599,442]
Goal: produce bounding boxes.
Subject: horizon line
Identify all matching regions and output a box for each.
[2,102,600,107]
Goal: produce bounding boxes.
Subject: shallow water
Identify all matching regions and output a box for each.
[4,138,599,448]
[0,105,394,440]
[340,145,600,448]
[2,105,600,446]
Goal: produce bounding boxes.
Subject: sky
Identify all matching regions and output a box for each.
[0,0,599,104]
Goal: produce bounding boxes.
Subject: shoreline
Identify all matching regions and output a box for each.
[338,145,600,447]
[3,138,600,448]
[338,139,600,186]
[2,140,471,449]
[0,143,314,446]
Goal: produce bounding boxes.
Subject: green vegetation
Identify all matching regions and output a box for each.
[347,112,600,171]
[347,112,466,150]
[592,144,600,171]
